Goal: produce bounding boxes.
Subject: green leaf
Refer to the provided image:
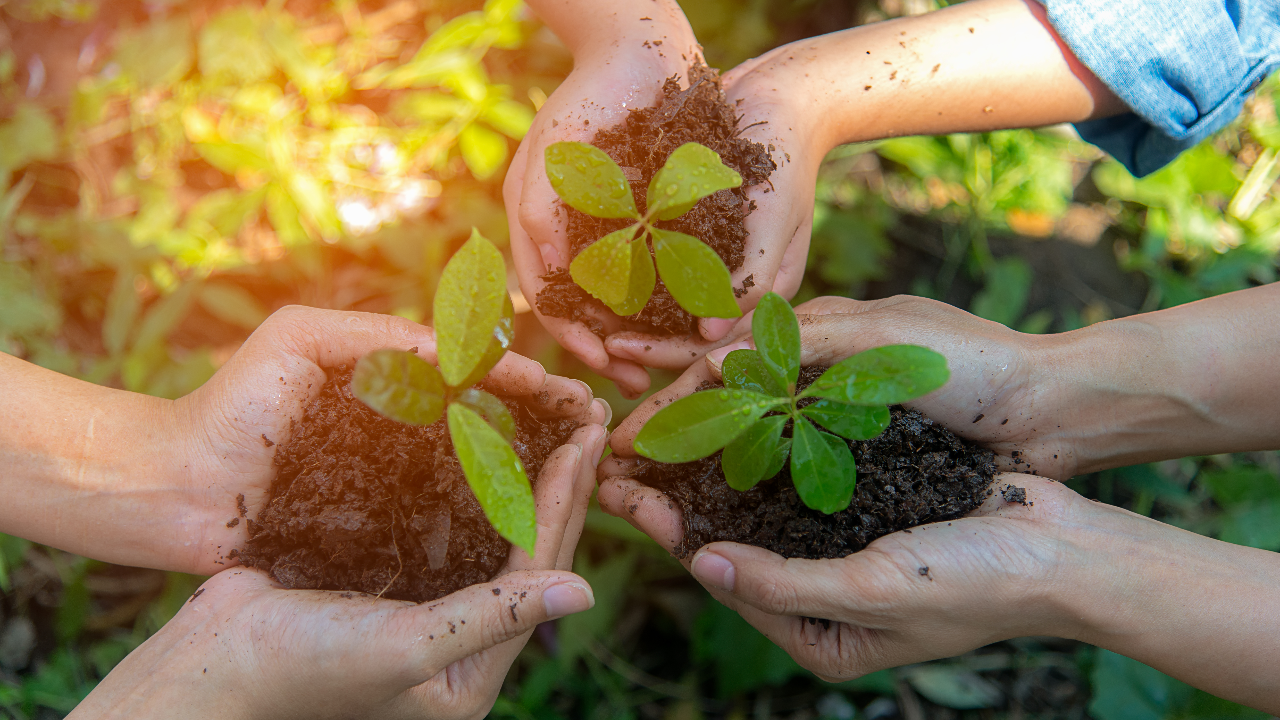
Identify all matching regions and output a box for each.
[351,349,446,426]
[722,415,788,491]
[452,293,515,390]
[197,282,268,330]
[434,229,509,388]
[544,142,639,220]
[132,282,196,352]
[483,99,535,139]
[802,345,949,405]
[646,143,743,221]
[286,172,340,241]
[801,400,890,441]
[568,226,654,315]
[454,387,517,443]
[102,269,140,357]
[448,403,536,553]
[752,292,800,391]
[198,7,275,83]
[634,389,786,463]
[650,228,741,319]
[195,142,271,175]
[459,123,508,181]
[0,103,59,172]
[721,349,784,397]
[790,420,856,514]
[113,17,193,87]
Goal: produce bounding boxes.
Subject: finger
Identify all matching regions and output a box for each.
[594,355,653,399]
[487,365,596,421]
[238,305,437,378]
[968,472,1074,519]
[608,357,717,456]
[556,424,609,572]
[605,319,749,370]
[595,477,685,554]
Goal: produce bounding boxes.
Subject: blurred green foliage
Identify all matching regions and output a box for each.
[2,0,1280,717]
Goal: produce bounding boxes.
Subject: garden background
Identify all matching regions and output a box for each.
[1,0,1278,717]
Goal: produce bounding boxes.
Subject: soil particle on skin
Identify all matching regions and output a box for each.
[628,367,996,559]
[1002,484,1028,505]
[239,367,580,603]
[536,63,776,337]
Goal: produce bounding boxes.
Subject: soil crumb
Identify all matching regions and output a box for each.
[240,367,579,603]
[536,63,776,337]
[1002,484,1028,505]
[628,367,997,559]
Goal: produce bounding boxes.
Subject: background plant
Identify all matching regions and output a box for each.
[545,140,743,318]
[634,292,948,513]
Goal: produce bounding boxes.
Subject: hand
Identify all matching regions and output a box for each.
[505,6,701,398]
[606,295,1073,479]
[73,417,609,720]
[174,305,606,575]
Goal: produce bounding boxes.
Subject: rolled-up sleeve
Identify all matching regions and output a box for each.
[1037,0,1280,177]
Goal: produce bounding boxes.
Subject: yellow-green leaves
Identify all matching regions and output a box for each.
[569,226,654,316]
[544,141,744,322]
[651,229,741,318]
[448,403,536,553]
[545,142,639,220]
[647,143,743,221]
[634,291,951,515]
[434,229,511,387]
[352,349,447,426]
[635,389,787,463]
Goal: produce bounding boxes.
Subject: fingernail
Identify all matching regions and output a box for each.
[538,243,563,270]
[572,378,594,399]
[543,581,595,618]
[701,317,738,341]
[594,398,613,427]
[706,339,753,371]
[691,551,735,592]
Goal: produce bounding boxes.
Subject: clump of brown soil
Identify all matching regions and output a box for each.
[535,63,776,337]
[239,367,580,603]
[627,367,996,559]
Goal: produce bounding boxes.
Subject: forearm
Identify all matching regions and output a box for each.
[1059,504,1280,710]
[0,352,193,569]
[1033,284,1280,474]
[522,0,697,62]
[759,0,1123,152]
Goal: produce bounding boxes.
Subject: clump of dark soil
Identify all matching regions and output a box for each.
[628,367,997,559]
[535,63,776,337]
[239,367,580,603]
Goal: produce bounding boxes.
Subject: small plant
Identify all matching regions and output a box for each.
[634,293,949,513]
[544,141,744,319]
[350,229,535,552]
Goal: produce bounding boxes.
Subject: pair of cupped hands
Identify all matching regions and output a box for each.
[77,292,1112,720]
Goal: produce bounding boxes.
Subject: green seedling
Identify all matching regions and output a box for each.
[544,141,744,319]
[350,229,535,552]
[634,292,949,514]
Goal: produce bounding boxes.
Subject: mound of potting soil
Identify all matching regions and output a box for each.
[238,367,580,603]
[535,63,776,337]
[627,367,997,559]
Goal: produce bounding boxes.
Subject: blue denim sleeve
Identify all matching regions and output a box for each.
[1036,0,1280,177]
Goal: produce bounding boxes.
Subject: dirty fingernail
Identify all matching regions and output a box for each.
[593,398,613,428]
[538,243,563,270]
[691,551,735,592]
[543,581,595,618]
[706,340,753,371]
[701,317,738,341]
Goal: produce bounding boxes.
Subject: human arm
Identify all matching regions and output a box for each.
[71,415,608,720]
[0,305,604,575]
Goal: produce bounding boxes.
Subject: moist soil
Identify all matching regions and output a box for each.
[239,367,580,603]
[535,63,776,337]
[628,367,997,559]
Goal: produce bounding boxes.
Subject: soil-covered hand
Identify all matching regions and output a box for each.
[72,420,609,720]
[505,3,702,398]
[174,305,605,576]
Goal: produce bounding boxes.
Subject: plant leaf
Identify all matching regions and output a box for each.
[752,292,800,391]
[454,387,517,443]
[801,345,949,405]
[650,228,741,319]
[765,437,791,481]
[722,349,785,397]
[434,229,509,388]
[459,123,509,181]
[722,415,788,491]
[646,143,743,221]
[801,400,890,441]
[448,403,536,553]
[452,292,515,390]
[790,420,857,514]
[352,349,446,426]
[635,389,787,463]
[569,225,653,315]
[545,142,638,219]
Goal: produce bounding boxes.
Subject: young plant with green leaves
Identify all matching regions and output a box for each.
[350,229,535,552]
[543,141,744,319]
[634,293,949,514]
